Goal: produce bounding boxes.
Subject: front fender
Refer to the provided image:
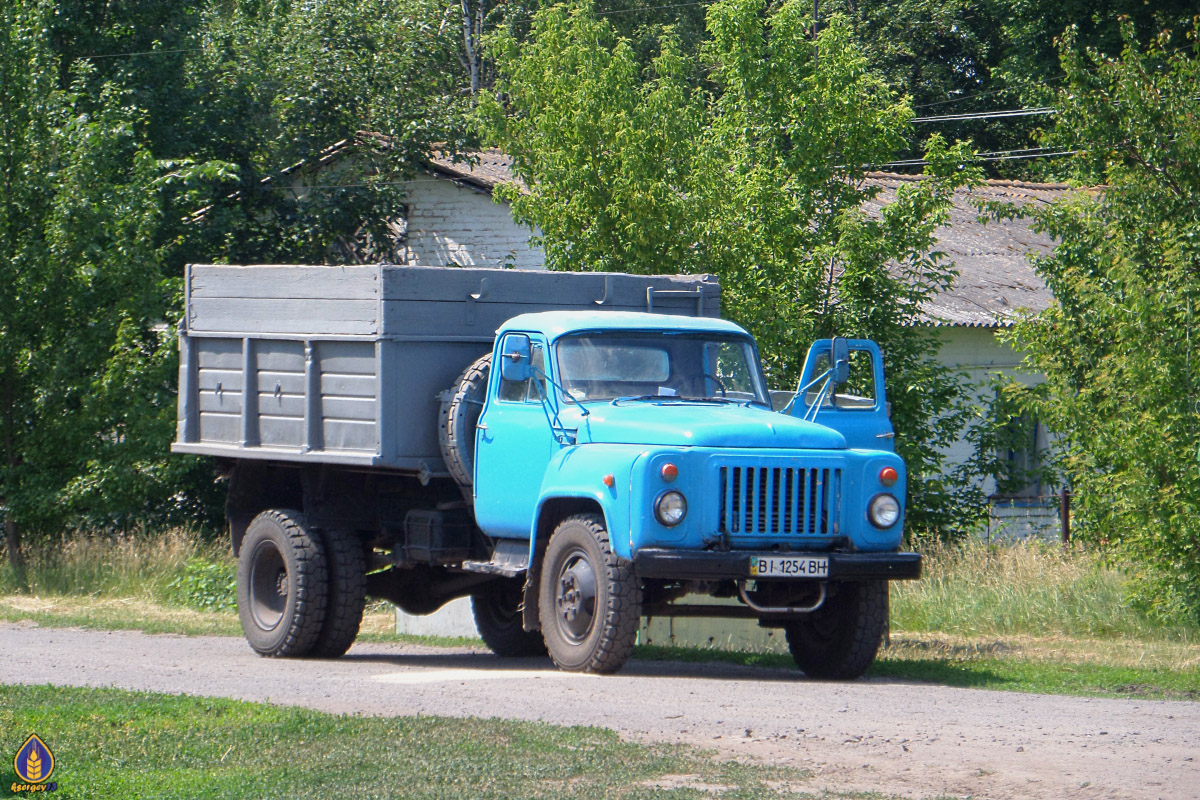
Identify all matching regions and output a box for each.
[530,443,649,562]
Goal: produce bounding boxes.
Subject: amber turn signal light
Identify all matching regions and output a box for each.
[879,467,899,487]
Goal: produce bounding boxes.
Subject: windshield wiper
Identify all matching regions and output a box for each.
[610,395,750,406]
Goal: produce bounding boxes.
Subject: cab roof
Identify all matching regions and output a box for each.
[498,311,751,340]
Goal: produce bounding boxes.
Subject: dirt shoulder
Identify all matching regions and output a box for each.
[2,622,1197,799]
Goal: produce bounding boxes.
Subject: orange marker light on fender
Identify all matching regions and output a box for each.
[879,467,899,487]
[660,463,678,482]
[603,474,616,488]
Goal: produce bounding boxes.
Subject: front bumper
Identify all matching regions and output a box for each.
[633,549,922,581]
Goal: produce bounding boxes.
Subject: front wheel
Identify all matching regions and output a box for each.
[538,514,642,674]
[237,509,328,657]
[784,579,888,680]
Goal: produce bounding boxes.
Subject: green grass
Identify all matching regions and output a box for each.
[0,530,231,603]
[891,539,1200,642]
[0,684,823,800]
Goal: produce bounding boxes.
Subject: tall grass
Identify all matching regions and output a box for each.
[4,529,1199,647]
[892,538,1200,643]
[0,529,232,603]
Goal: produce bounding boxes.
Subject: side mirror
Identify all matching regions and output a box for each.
[500,333,532,382]
[830,337,850,386]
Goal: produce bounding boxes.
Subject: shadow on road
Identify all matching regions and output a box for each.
[336,646,948,685]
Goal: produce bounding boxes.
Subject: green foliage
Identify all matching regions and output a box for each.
[176,0,472,265]
[0,2,221,565]
[483,0,984,536]
[1007,27,1200,621]
[166,557,237,612]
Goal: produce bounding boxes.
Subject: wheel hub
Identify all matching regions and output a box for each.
[248,541,288,632]
[555,553,597,643]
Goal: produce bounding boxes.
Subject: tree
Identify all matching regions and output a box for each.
[1,1,224,582]
[483,0,982,536]
[1008,25,1200,620]
[177,0,474,265]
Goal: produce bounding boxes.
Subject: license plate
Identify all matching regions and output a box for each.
[748,555,829,578]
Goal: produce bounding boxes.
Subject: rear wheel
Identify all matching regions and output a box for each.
[237,509,328,657]
[472,578,547,657]
[784,579,888,680]
[538,514,641,674]
[309,527,367,658]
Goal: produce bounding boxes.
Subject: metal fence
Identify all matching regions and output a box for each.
[985,490,1071,545]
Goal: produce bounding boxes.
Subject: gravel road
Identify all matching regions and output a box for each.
[2,622,1196,799]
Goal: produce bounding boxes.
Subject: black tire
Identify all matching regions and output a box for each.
[440,353,491,488]
[784,579,889,680]
[309,528,367,658]
[538,514,642,674]
[237,509,328,657]
[472,578,548,658]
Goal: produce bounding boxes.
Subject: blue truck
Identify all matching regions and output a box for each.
[173,264,919,677]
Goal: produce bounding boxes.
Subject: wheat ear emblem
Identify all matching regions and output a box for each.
[16,735,52,783]
[25,749,42,781]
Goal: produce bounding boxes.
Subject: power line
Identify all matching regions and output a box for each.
[912,106,1056,124]
[876,146,1080,169]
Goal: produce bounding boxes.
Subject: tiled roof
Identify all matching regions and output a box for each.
[427,149,522,193]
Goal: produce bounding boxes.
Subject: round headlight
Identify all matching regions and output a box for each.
[868,494,901,529]
[655,491,688,527]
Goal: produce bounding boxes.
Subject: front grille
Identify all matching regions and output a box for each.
[718,465,840,536]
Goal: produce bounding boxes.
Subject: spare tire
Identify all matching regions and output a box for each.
[440,353,491,488]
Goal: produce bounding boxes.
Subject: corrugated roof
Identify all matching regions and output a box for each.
[863,173,1065,327]
[427,154,1065,328]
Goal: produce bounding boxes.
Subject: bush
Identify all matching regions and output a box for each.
[165,557,237,612]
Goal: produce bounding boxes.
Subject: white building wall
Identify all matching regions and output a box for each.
[402,179,544,270]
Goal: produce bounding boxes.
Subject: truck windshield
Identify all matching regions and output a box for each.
[555,332,770,406]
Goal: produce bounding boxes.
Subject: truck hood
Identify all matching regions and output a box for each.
[576,402,847,449]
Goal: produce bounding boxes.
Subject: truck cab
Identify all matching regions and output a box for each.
[454,311,917,675]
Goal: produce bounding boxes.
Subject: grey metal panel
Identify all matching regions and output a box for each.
[257,372,306,395]
[196,337,243,369]
[381,340,491,467]
[255,340,306,372]
[323,418,376,452]
[199,391,243,414]
[257,393,305,418]
[189,264,381,300]
[321,395,376,421]
[189,298,379,336]
[317,340,376,374]
[260,414,304,448]
[197,368,242,391]
[320,373,375,398]
[198,411,241,443]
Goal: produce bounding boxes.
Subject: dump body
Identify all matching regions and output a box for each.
[172,264,720,474]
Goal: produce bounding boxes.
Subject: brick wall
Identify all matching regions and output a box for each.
[403,179,544,270]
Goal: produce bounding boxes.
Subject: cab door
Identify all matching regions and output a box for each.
[788,339,895,451]
[472,333,556,538]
